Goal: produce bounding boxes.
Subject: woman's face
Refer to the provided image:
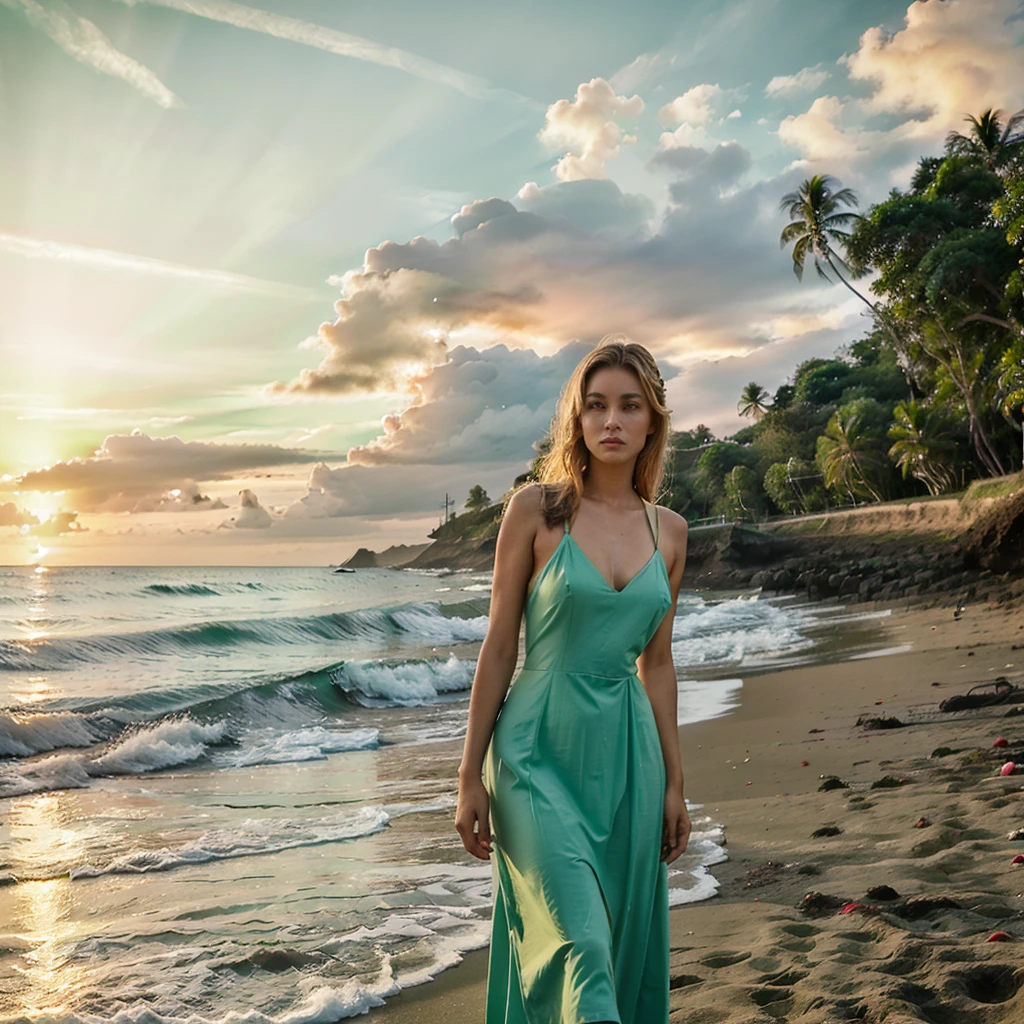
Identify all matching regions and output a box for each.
[579,365,655,467]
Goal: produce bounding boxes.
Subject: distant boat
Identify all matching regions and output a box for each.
[332,566,356,573]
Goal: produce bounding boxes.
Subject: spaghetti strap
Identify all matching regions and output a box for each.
[643,499,659,549]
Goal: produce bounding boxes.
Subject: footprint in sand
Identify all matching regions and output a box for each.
[698,950,752,969]
[756,967,808,986]
[775,921,819,953]
[748,985,795,1016]
[668,972,704,990]
[948,963,1023,1004]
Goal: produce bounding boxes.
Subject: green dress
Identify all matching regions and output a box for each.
[483,499,673,1024]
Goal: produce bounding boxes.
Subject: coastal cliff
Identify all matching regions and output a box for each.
[343,472,1024,601]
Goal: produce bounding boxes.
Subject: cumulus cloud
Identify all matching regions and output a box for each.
[514,178,654,237]
[130,481,229,514]
[284,460,524,521]
[765,64,832,98]
[270,163,837,413]
[346,342,592,466]
[649,140,753,195]
[659,83,728,128]
[0,502,39,528]
[10,430,331,512]
[538,78,644,182]
[29,511,86,537]
[778,0,1024,182]
[229,489,272,529]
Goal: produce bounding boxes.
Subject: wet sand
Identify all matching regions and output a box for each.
[373,593,1024,1022]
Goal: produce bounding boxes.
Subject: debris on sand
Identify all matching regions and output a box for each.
[939,677,1022,712]
[799,891,848,916]
[870,775,908,789]
[811,826,842,838]
[855,715,906,730]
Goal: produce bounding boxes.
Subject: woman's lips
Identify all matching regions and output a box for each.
[600,439,625,445]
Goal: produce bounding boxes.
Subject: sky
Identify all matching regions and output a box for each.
[2,0,1023,565]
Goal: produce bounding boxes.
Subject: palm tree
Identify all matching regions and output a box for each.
[779,175,907,349]
[887,400,959,496]
[945,108,1024,172]
[815,409,889,504]
[737,382,770,421]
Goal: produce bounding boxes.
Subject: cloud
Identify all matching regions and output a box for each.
[845,0,1024,124]
[778,0,1024,182]
[658,84,725,128]
[0,502,39,528]
[284,460,523,521]
[538,78,645,182]
[0,233,322,300]
[514,178,654,237]
[11,430,333,511]
[229,489,272,529]
[270,163,840,411]
[765,64,832,98]
[1,0,183,108]
[346,342,591,466]
[118,0,537,108]
[30,511,86,537]
[608,50,679,93]
[130,481,229,513]
[649,140,753,192]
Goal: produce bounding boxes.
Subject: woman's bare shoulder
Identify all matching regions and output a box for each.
[655,504,688,533]
[500,482,546,531]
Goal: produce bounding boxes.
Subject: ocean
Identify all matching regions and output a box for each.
[0,564,903,1022]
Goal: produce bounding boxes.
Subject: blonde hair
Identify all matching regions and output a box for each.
[511,335,672,527]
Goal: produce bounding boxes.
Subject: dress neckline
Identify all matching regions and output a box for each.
[564,498,661,595]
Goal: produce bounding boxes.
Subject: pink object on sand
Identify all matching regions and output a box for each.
[1011,855,1024,865]
[986,931,1011,942]
[1000,761,1017,776]
[840,902,865,915]
[994,737,1009,748]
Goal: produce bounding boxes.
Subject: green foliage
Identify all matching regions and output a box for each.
[465,484,490,510]
[763,459,826,514]
[671,424,716,449]
[887,400,961,496]
[723,465,766,520]
[694,442,760,511]
[772,383,796,410]
[815,400,893,503]
[794,358,856,405]
[844,124,1021,480]
[737,381,771,420]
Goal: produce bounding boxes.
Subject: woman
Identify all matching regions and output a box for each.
[455,337,691,1024]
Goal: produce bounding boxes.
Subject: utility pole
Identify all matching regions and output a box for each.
[440,492,456,526]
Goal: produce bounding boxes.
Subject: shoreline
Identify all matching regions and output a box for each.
[372,592,1024,1022]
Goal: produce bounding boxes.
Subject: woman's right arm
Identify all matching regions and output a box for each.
[454,483,539,860]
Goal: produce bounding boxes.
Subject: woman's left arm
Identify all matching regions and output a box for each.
[636,507,690,864]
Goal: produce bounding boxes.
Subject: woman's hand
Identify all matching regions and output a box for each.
[456,776,493,860]
[661,786,691,864]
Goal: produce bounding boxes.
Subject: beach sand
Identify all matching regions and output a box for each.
[373,592,1024,1023]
